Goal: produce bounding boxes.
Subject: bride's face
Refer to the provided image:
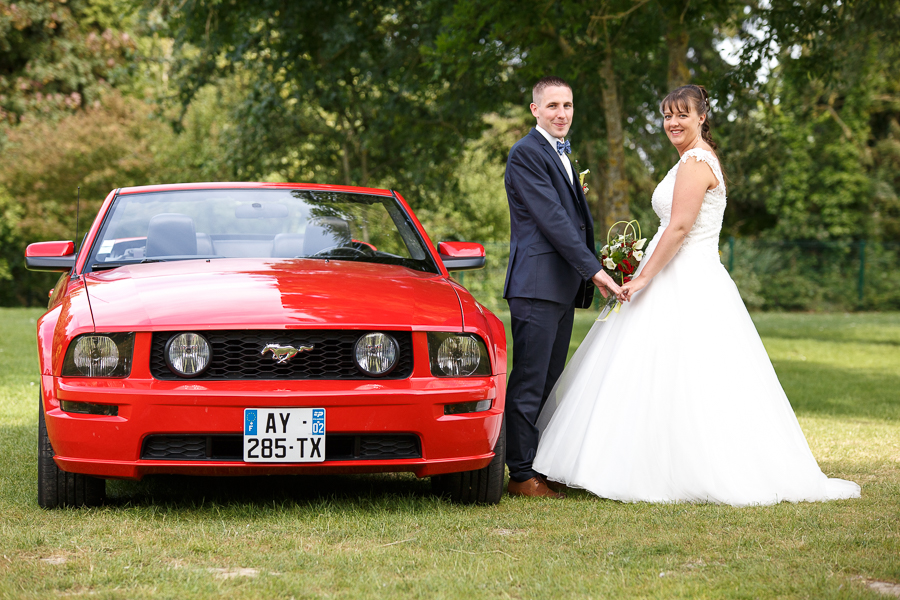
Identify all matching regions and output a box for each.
[662,102,704,149]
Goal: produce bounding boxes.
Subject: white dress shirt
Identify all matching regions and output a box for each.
[535,125,573,185]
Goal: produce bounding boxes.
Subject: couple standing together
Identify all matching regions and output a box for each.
[501,76,860,506]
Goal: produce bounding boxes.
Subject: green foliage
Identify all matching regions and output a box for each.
[416,111,519,245]
[160,0,482,212]
[432,0,739,228]
[724,239,900,312]
[763,96,872,241]
[0,185,23,285]
[1,0,899,309]
[720,0,900,243]
[0,0,137,126]
[0,91,232,305]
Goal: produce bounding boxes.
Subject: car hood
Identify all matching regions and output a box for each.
[84,259,463,330]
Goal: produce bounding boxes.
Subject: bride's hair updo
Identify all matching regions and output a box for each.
[660,85,717,151]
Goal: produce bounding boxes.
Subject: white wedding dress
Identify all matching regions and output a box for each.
[532,148,860,506]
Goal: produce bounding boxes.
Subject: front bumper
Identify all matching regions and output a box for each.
[43,371,504,480]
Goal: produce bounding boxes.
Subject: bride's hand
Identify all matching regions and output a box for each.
[618,276,648,302]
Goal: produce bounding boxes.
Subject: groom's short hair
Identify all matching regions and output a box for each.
[532,76,572,106]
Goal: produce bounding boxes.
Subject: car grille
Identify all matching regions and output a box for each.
[149,330,413,380]
[141,434,422,461]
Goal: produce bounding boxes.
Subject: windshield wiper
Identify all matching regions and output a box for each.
[91,260,145,271]
[90,256,222,271]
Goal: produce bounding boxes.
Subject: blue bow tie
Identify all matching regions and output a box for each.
[556,139,571,155]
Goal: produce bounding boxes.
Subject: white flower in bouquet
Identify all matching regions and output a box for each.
[603,257,616,270]
[634,238,646,250]
[634,250,644,261]
[601,245,610,256]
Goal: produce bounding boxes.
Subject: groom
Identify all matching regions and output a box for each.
[503,76,620,498]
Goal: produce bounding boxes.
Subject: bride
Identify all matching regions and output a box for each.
[532,85,860,506]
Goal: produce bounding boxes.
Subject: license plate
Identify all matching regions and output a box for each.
[243,408,325,462]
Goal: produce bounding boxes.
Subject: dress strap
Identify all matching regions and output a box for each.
[680,148,723,188]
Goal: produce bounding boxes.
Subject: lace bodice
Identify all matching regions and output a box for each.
[650,148,726,257]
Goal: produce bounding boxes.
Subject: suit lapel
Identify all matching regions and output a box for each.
[529,129,594,248]
[531,129,575,190]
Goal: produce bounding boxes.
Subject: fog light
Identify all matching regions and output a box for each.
[444,399,492,415]
[165,333,211,377]
[354,333,399,376]
[60,400,118,416]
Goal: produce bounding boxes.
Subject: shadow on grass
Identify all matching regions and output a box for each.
[0,420,451,511]
[775,360,900,422]
[105,472,440,510]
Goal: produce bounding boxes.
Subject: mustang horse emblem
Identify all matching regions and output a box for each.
[260,343,313,364]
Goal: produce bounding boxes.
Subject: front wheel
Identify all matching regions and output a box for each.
[38,394,105,509]
[432,416,506,504]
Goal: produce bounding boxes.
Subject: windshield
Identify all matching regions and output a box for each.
[85,189,438,274]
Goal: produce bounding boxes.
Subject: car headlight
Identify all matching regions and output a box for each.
[427,333,491,377]
[62,333,134,378]
[165,332,212,377]
[354,332,399,376]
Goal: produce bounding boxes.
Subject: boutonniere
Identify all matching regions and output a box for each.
[573,158,590,194]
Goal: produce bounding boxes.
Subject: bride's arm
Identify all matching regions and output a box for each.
[618,158,717,301]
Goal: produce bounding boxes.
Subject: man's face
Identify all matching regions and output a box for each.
[531,85,573,139]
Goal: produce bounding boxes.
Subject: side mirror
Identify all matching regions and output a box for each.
[25,241,76,272]
[438,241,486,271]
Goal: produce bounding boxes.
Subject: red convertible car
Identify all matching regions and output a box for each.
[26,183,506,507]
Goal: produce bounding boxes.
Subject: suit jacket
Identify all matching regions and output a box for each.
[503,128,603,304]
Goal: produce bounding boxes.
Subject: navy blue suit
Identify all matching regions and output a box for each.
[503,127,603,482]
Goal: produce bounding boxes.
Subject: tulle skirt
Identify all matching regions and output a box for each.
[532,231,860,506]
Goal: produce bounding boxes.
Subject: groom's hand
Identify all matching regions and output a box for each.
[592,270,621,298]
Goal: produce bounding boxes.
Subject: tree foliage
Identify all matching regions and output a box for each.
[432,0,739,231]
[0,89,232,305]
[1,0,900,307]
[0,0,137,126]
[158,0,483,211]
[719,0,900,241]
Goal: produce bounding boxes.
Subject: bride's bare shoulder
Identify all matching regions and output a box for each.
[676,147,719,188]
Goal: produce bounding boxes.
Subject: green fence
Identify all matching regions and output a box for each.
[456,239,900,313]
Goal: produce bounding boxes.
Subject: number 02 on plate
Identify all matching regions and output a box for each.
[243,408,325,462]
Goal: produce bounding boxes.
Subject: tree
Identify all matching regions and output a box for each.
[0,90,235,305]
[159,0,481,210]
[433,0,735,233]
[718,0,900,241]
[0,0,137,127]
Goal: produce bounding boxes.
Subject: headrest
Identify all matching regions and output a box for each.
[145,213,197,257]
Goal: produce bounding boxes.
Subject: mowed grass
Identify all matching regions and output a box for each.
[0,307,898,599]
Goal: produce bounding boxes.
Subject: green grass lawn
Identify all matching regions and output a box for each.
[0,307,897,599]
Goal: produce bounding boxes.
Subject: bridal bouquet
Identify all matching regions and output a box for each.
[597,220,647,321]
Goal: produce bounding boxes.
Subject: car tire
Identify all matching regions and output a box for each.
[432,416,505,504]
[38,394,106,509]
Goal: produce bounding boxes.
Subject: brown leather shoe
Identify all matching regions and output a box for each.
[539,475,569,494]
[507,476,566,499]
